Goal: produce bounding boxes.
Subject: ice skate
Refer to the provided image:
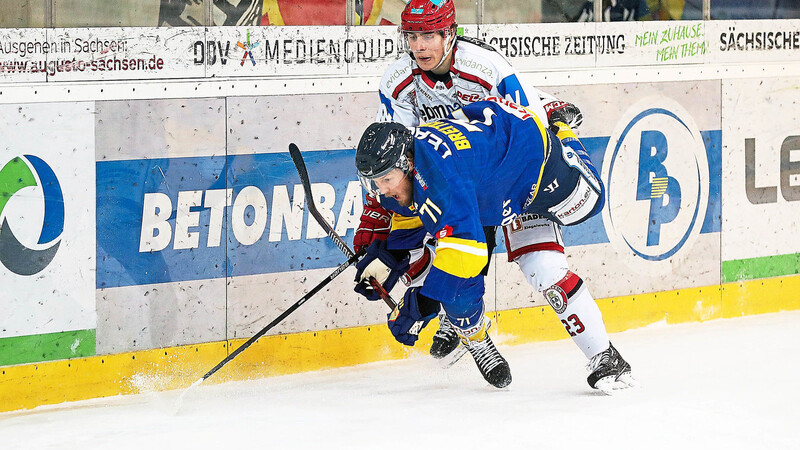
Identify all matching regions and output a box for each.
[456,317,511,388]
[430,314,460,358]
[586,342,636,394]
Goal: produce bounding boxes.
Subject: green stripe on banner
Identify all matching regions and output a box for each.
[722,253,800,283]
[0,329,96,366]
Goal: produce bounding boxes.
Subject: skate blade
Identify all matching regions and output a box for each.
[595,372,638,395]
[439,345,468,369]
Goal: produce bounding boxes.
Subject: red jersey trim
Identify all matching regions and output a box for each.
[452,67,493,91]
[506,242,565,262]
[392,74,414,99]
[413,68,438,89]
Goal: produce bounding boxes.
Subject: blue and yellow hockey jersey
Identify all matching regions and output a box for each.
[378,97,555,306]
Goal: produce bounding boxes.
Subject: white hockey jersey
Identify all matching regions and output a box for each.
[377,36,555,127]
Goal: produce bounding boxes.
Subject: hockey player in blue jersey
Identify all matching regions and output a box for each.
[354,97,635,391]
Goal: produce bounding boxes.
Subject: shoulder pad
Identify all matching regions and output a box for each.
[457,36,499,53]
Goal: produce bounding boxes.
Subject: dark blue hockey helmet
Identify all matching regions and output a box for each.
[356,122,414,196]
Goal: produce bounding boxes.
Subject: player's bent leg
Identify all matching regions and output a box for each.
[517,250,637,391]
[452,315,511,388]
[516,250,609,357]
[429,225,497,361]
[443,302,511,388]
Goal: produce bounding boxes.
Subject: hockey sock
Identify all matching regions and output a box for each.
[544,271,610,359]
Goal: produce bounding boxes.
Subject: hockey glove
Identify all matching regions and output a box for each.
[544,100,583,130]
[388,287,440,346]
[353,194,392,254]
[354,240,410,301]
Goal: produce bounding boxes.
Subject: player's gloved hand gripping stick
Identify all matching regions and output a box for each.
[288,143,397,310]
[291,145,447,353]
[292,144,439,353]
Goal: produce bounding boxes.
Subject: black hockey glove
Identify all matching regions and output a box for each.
[544,100,583,130]
[354,240,410,301]
[388,287,440,346]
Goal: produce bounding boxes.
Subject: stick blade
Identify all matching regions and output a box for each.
[171,377,204,415]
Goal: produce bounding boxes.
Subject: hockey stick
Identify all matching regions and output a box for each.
[288,143,396,310]
[173,250,364,413]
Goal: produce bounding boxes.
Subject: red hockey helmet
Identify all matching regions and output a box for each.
[400,0,456,33]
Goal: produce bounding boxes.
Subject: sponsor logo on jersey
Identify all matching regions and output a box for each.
[602,98,710,266]
[419,103,457,122]
[509,213,551,234]
[555,188,591,221]
[522,182,538,210]
[413,168,429,190]
[455,56,494,78]
[437,225,453,239]
[484,96,534,122]
[509,217,523,232]
[0,155,64,275]
[456,91,481,103]
[500,198,517,226]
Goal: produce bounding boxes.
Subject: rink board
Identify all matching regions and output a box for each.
[2,21,800,411]
[2,274,800,413]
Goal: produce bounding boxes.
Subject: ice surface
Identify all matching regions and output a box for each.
[2,311,799,449]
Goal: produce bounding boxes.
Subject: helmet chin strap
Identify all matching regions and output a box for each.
[430,28,456,72]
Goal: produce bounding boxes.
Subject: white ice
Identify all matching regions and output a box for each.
[2,311,799,450]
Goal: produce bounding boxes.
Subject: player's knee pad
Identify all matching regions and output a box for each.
[516,250,569,292]
[503,214,564,262]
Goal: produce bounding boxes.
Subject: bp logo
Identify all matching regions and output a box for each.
[0,155,64,275]
[602,97,709,271]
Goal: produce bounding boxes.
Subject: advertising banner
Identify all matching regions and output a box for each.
[2,21,799,85]
[478,21,708,71]
[201,26,400,78]
[0,103,96,339]
[93,93,379,352]
[721,77,800,273]
[0,28,48,83]
[707,20,800,65]
[0,27,202,83]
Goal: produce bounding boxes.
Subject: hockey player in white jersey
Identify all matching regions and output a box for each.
[353,0,634,393]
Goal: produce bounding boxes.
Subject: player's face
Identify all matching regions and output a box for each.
[375,168,413,207]
[405,31,449,73]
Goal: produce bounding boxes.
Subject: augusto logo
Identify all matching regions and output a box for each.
[0,155,64,275]
[602,97,709,271]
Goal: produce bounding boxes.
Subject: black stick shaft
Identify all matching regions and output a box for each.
[197,250,363,383]
[289,143,397,309]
